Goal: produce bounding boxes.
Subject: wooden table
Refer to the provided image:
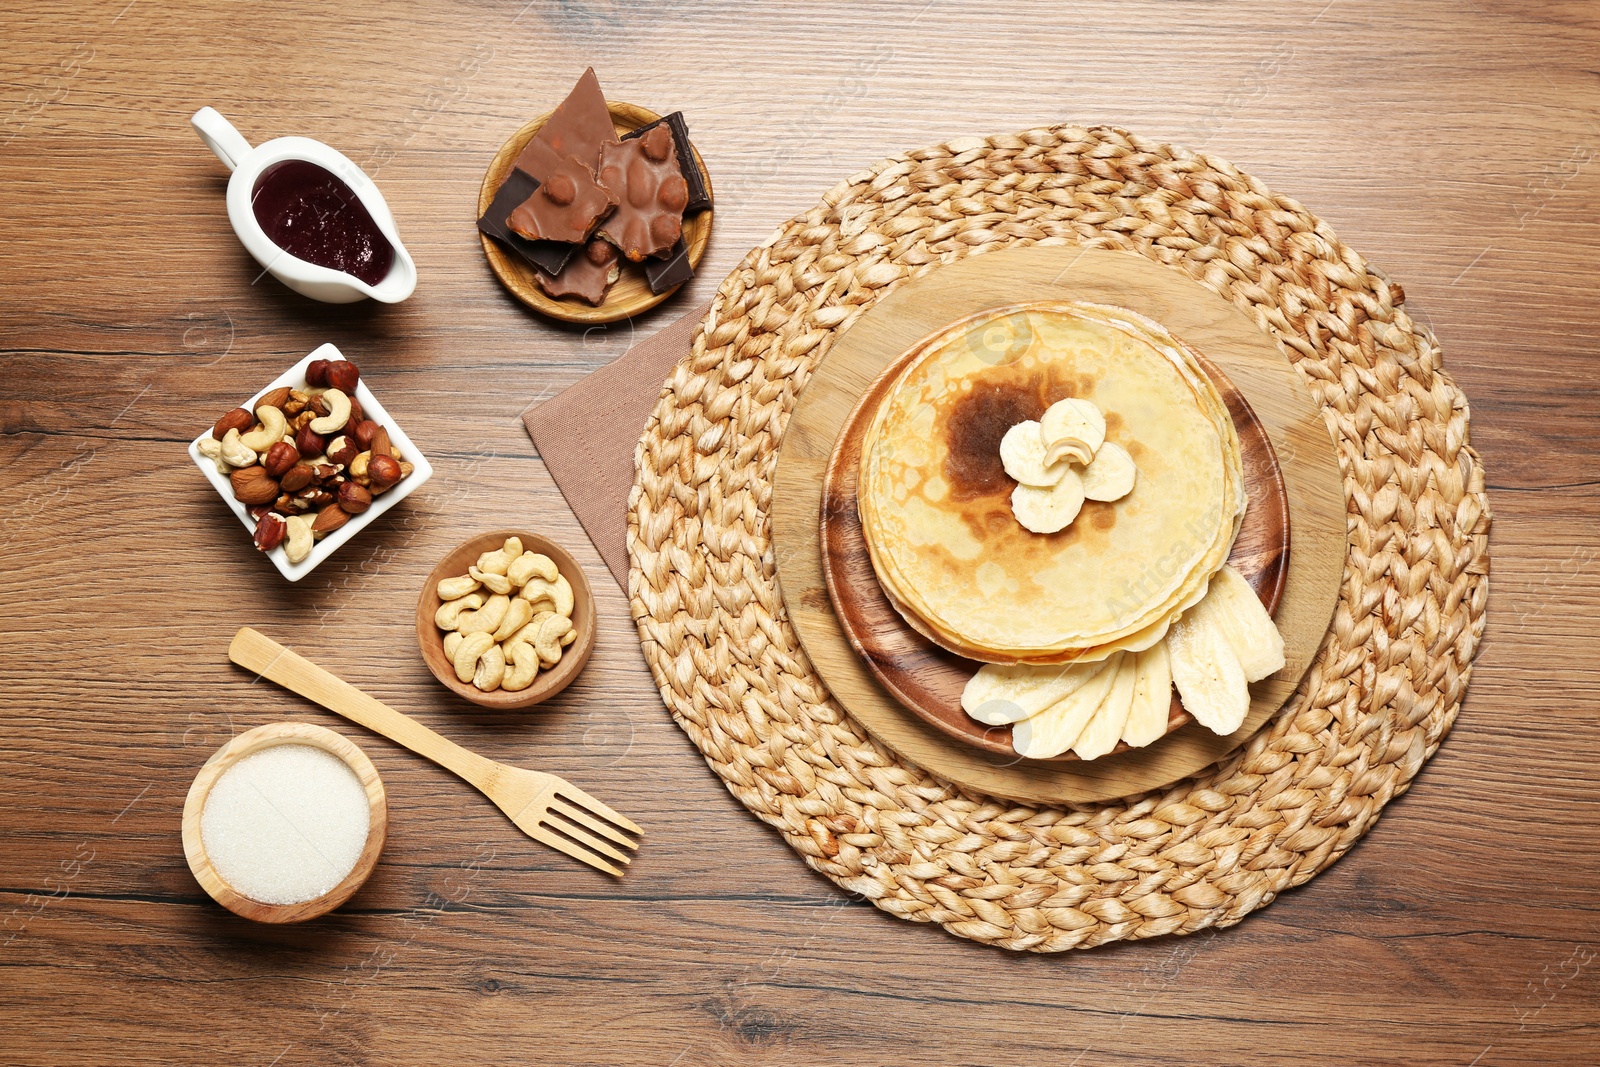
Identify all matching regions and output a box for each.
[3,2,1596,1064]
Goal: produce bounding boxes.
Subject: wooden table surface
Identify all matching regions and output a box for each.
[2,2,1596,1064]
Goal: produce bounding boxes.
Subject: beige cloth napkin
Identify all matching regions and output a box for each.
[522,301,711,589]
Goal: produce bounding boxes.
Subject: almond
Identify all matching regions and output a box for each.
[310,502,350,538]
[229,466,280,506]
[258,386,293,410]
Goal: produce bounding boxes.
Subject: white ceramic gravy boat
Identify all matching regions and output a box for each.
[191,107,417,304]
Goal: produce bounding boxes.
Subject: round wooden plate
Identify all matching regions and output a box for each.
[769,245,1347,805]
[822,341,1289,760]
[477,102,714,324]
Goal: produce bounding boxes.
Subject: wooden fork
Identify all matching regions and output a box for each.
[228,627,641,876]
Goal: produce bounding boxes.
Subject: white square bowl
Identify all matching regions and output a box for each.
[187,343,433,581]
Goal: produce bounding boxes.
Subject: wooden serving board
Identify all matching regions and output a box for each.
[769,246,1347,805]
[821,345,1289,760]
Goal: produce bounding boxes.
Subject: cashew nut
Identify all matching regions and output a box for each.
[309,389,352,434]
[502,536,523,559]
[197,436,233,474]
[219,428,258,468]
[472,643,506,691]
[435,592,484,631]
[506,551,558,588]
[474,548,512,576]
[452,632,494,683]
[283,514,314,564]
[437,574,480,601]
[532,613,572,667]
[500,642,538,692]
[519,577,558,612]
[240,404,288,452]
[468,565,512,595]
[504,610,552,650]
[490,596,533,642]
[551,574,574,617]
[559,628,576,647]
[442,631,463,660]
[456,593,510,636]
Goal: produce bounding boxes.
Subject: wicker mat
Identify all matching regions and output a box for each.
[627,124,1491,951]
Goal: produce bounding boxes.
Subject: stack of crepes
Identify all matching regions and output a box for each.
[857,301,1282,759]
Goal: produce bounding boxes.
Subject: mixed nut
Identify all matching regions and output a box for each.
[434,536,577,693]
[196,357,413,564]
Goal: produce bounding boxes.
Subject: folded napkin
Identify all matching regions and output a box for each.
[522,301,711,588]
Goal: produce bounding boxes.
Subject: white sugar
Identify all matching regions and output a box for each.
[201,744,370,906]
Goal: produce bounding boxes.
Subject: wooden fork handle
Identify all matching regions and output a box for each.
[228,627,498,787]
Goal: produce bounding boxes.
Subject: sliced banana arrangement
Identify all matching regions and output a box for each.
[434,536,578,693]
[1001,397,1137,534]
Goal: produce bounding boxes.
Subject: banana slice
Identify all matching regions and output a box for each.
[1011,469,1085,533]
[1121,642,1173,747]
[1197,565,1285,681]
[999,420,1067,487]
[962,657,1113,725]
[1167,610,1250,735]
[1080,441,1137,502]
[1012,652,1124,758]
[1071,654,1138,760]
[1040,398,1106,458]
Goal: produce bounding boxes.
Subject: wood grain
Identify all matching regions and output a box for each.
[815,320,1291,763]
[1,0,1597,1064]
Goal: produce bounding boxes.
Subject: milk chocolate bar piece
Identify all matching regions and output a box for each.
[507,153,618,245]
[623,111,711,214]
[477,168,576,276]
[536,238,620,306]
[514,67,616,181]
[644,237,694,294]
[594,125,686,262]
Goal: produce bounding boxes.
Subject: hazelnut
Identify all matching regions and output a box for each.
[262,441,301,477]
[252,512,287,552]
[258,386,293,410]
[247,504,272,522]
[325,435,360,467]
[311,463,339,484]
[366,454,403,494]
[337,481,372,514]
[297,487,335,509]
[325,360,360,393]
[279,464,315,492]
[310,503,350,538]
[352,419,380,449]
[294,424,326,457]
[305,358,333,387]
[346,393,365,425]
[229,466,280,506]
[212,407,254,440]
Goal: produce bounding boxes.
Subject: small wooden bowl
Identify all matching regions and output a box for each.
[416,530,597,709]
[182,721,387,924]
[478,101,714,324]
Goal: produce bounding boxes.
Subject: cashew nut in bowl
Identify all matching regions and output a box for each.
[533,613,572,667]
[437,574,480,601]
[560,628,576,647]
[443,631,463,660]
[468,565,512,596]
[197,436,233,474]
[219,428,258,468]
[500,642,539,692]
[308,389,352,434]
[456,593,510,636]
[501,536,523,559]
[519,577,559,612]
[474,549,512,577]
[472,643,507,691]
[282,514,314,564]
[551,574,575,617]
[490,597,533,642]
[435,592,485,631]
[506,551,558,588]
[452,632,495,683]
[240,405,288,452]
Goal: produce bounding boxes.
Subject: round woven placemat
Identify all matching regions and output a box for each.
[628,124,1491,951]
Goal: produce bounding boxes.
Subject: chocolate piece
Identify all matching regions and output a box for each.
[644,236,694,294]
[594,126,687,262]
[622,111,712,215]
[477,167,576,276]
[507,153,617,245]
[513,67,617,181]
[536,238,620,306]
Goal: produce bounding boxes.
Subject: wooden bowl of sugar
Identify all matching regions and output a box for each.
[182,721,387,923]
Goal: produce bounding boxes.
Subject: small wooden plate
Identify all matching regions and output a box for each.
[416,530,596,709]
[821,346,1289,761]
[182,721,387,924]
[478,102,714,324]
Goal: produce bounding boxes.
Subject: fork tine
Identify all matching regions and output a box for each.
[543,810,633,866]
[528,824,624,877]
[554,786,643,838]
[550,797,639,851]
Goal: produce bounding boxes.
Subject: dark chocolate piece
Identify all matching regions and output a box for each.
[536,238,620,306]
[644,236,694,294]
[514,67,617,181]
[507,153,618,245]
[477,167,575,276]
[622,111,711,214]
[594,126,687,262]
